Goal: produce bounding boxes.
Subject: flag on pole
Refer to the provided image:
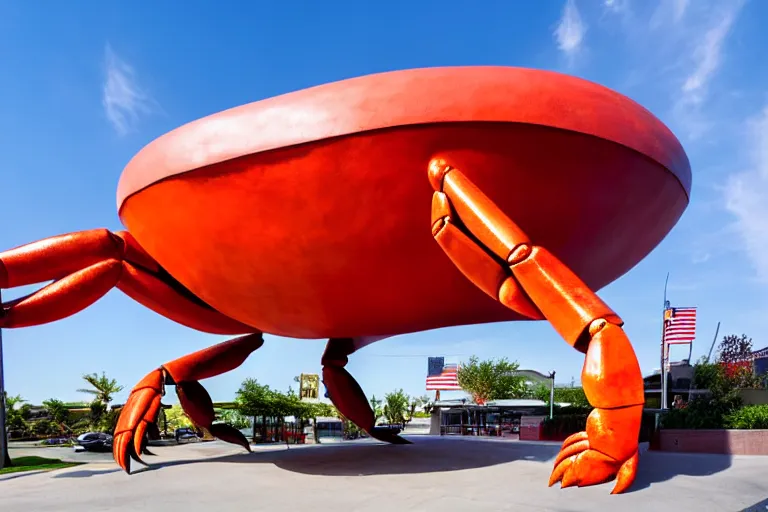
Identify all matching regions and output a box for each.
[663,306,697,345]
[426,358,461,390]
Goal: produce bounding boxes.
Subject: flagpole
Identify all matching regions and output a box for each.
[0,289,8,469]
[706,322,721,363]
[660,273,670,410]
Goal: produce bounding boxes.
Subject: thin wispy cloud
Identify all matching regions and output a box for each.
[650,0,690,29]
[724,107,768,283]
[603,0,630,14]
[680,9,740,105]
[554,0,587,61]
[102,44,156,136]
[673,0,690,22]
[672,1,744,139]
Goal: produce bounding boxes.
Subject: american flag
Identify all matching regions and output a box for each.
[426,359,461,390]
[663,307,697,345]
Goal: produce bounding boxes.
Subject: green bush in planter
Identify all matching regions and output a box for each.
[724,405,768,429]
[541,409,658,442]
[541,413,588,438]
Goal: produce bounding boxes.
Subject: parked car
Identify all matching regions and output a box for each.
[74,432,113,452]
[41,437,72,446]
[175,427,201,444]
[374,424,403,435]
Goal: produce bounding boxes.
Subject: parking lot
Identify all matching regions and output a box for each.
[3,436,767,511]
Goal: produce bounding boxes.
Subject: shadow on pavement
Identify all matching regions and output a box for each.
[157,437,562,476]
[741,496,768,511]
[629,451,733,493]
[0,470,49,483]
[52,468,123,479]
[91,437,735,492]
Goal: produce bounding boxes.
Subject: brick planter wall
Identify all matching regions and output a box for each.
[519,415,546,441]
[658,429,768,455]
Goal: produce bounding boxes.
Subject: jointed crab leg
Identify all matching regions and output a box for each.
[322,337,411,444]
[0,228,253,334]
[0,228,262,473]
[115,333,264,472]
[428,158,644,494]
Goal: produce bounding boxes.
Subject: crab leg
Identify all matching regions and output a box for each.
[322,337,411,444]
[428,158,644,494]
[0,228,252,334]
[114,333,264,473]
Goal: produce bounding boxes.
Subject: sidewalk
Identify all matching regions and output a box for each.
[2,437,766,511]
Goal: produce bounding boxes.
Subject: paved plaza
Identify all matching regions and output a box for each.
[2,436,767,511]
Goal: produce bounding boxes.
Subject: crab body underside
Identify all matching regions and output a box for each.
[0,66,691,494]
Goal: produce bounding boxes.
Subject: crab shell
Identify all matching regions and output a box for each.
[116,66,691,339]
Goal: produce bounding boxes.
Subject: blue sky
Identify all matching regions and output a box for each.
[1,0,767,407]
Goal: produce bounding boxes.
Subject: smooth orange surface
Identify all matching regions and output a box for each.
[116,66,691,209]
[121,122,689,338]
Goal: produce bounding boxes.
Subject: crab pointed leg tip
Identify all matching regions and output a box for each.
[560,474,579,489]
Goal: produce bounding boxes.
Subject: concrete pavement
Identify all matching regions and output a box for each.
[2,436,767,511]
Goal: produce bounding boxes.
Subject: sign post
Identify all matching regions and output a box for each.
[0,289,8,469]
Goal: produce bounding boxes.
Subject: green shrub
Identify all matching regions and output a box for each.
[542,409,659,442]
[660,394,742,429]
[724,405,768,429]
[541,413,588,437]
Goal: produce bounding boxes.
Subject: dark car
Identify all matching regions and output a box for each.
[175,427,201,444]
[74,432,113,452]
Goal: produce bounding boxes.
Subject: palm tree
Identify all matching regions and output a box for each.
[77,372,124,406]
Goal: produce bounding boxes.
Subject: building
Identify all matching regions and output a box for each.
[429,399,571,437]
[643,360,695,409]
[752,346,768,377]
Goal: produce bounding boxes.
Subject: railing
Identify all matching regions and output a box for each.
[440,424,510,437]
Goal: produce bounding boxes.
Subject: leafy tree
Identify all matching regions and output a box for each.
[235,379,275,418]
[42,399,70,426]
[34,419,61,438]
[383,389,412,427]
[163,405,194,431]
[4,393,31,433]
[3,393,32,467]
[216,409,250,430]
[369,395,383,423]
[77,372,124,406]
[310,402,336,418]
[717,334,753,363]
[457,356,528,404]
[235,378,283,441]
[716,334,760,388]
[661,358,743,429]
[531,384,590,407]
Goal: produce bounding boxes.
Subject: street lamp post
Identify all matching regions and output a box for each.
[548,371,556,420]
[0,289,8,469]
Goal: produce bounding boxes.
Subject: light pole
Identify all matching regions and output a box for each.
[548,371,556,420]
[0,289,8,469]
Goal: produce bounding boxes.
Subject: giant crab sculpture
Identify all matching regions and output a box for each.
[0,66,690,494]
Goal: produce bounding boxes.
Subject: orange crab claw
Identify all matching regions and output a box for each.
[113,369,165,472]
[113,335,263,473]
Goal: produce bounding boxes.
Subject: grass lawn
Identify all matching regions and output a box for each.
[0,456,83,475]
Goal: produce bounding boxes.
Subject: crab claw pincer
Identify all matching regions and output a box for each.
[113,369,165,472]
